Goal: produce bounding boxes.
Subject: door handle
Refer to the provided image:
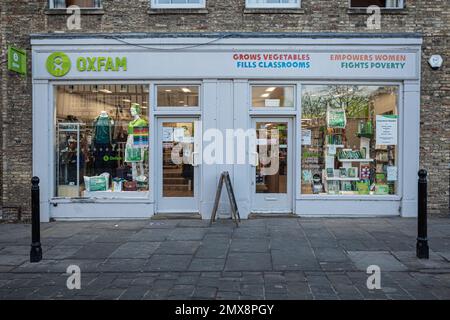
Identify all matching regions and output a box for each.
[192,152,200,167]
[265,197,277,201]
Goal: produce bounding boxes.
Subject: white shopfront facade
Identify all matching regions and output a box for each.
[31,33,422,222]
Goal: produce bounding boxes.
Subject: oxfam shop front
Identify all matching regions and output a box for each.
[31,33,422,222]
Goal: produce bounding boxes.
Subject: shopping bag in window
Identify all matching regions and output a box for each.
[125,146,142,162]
[327,106,347,129]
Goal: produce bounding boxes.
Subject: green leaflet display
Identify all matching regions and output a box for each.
[327,108,347,129]
[125,147,142,162]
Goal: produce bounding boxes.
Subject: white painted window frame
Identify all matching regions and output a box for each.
[245,0,301,9]
[349,0,404,9]
[150,0,206,9]
[49,0,103,9]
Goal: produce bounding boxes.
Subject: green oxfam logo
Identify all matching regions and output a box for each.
[46,52,71,77]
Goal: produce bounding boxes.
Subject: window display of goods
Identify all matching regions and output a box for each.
[357,120,373,137]
[326,134,343,145]
[338,150,363,159]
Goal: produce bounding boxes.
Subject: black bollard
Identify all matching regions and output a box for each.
[416,170,429,259]
[30,176,42,263]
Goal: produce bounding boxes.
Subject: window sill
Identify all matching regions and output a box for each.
[45,8,105,15]
[148,8,208,15]
[244,8,305,14]
[347,8,407,15]
[298,195,401,201]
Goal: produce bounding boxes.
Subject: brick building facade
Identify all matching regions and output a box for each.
[0,0,448,220]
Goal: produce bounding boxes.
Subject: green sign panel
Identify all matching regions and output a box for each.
[46,52,72,77]
[7,46,27,75]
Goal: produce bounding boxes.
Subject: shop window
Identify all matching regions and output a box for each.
[246,0,301,9]
[55,84,149,198]
[251,86,295,108]
[300,85,399,196]
[156,85,200,108]
[151,0,205,9]
[50,0,102,8]
[350,0,404,8]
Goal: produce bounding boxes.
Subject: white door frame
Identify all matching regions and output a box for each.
[250,117,294,213]
[156,117,201,213]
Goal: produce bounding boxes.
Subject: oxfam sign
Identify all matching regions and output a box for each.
[46,52,127,77]
[46,52,71,77]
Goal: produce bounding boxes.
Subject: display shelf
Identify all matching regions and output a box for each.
[325,177,360,181]
[338,158,374,162]
[325,144,344,148]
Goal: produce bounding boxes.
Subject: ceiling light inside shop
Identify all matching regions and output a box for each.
[181,88,191,93]
[100,89,112,94]
[165,89,172,92]
[265,87,276,92]
[123,99,131,103]
[261,93,270,98]
[179,101,185,104]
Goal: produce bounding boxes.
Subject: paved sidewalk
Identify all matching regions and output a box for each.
[0,217,449,300]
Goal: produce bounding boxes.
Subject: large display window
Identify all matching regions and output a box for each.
[300,85,399,196]
[55,84,149,198]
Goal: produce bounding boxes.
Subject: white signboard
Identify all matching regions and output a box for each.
[265,99,280,107]
[325,155,335,169]
[301,129,312,145]
[328,145,337,155]
[387,166,398,181]
[162,127,173,142]
[173,128,185,142]
[32,46,419,80]
[376,115,398,145]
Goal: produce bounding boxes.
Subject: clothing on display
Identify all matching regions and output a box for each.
[93,113,114,145]
[92,143,115,175]
[55,85,150,197]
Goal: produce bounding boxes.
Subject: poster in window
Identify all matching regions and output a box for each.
[301,129,312,145]
[173,127,185,142]
[162,127,174,142]
[376,115,398,145]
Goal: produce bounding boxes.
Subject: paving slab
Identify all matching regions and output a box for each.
[0,254,29,266]
[189,258,225,272]
[110,242,161,259]
[391,251,450,270]
[129,229,171,242]
[70,243,121,260]
[194,244,229,259]
[225,253,272,271]
[155,241,200,255]
[347,251,408,271]
[167,228,206,241]
[145,255,192,272]
[230,238,269,253]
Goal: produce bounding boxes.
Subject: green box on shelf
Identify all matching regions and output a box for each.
[375,184,390,195]
[356,181,370,195]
